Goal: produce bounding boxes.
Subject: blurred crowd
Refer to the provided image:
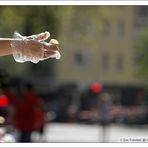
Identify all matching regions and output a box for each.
[0,69,46,142]
[0,69,148,143]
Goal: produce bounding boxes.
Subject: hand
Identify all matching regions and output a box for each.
[26,32,60,60]
[11,31,61,63]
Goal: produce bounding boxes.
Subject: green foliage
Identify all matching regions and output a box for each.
[0,6,24,37]
[0,6,60,38]
[0,6,61,78]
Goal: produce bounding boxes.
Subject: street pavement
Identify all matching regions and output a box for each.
[33,123,148,143]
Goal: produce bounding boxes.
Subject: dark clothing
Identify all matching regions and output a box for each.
[99,103,111,125]
[14,89,45,142]
[19,131,32,142]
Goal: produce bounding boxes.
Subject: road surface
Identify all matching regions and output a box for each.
[32,123,148,143]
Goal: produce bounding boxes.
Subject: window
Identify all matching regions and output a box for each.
[101,52,110,71]
[74,50,89,67]
[139,6,148,17]
[116,54,124,71]
[70,10,90,36]
[102,20,110,36]
[117,21,125,38]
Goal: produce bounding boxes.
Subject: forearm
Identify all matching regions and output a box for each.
[0,38,14,56]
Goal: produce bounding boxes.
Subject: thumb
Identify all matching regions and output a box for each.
[49,39,59,45]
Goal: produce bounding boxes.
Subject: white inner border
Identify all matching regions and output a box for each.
[1,143,148,147]
[0,1,147,5]
[0,1,148,147]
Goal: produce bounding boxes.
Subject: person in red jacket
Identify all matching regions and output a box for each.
[14,82,45,142]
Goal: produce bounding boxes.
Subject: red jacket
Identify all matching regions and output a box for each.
[14,90,44,131]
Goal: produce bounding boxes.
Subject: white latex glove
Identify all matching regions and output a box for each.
[11,31,61,64]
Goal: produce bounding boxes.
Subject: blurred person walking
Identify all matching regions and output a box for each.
[97,92,112,142]
[14,82,46,142]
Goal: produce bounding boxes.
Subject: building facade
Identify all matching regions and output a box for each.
[57,6,137,86]
[55,6,148,105]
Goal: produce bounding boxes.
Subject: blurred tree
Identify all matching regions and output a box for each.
[0,6,24,37]
[0,6,60,78]
[0,6,60,37]
[135,27,148,79]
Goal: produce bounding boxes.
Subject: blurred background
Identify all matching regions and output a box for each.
[0,6,148,143]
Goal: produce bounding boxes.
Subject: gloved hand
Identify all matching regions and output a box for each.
[11,31,61,63]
